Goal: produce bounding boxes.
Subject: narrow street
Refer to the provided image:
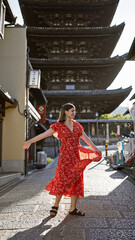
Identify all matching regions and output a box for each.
[0,148,135,240]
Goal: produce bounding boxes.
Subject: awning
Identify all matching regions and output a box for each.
[0,85,17,105]
[27,100,41,121]
[0,85,17,117]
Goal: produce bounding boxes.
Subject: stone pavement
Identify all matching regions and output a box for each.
[0,147,135,240]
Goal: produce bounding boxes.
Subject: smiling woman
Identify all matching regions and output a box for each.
[23,103,102,217]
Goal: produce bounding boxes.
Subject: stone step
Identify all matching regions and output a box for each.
[0,176,25,197]
[0,172,22,187]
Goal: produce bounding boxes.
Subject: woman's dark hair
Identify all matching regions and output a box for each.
[58,103,75,122]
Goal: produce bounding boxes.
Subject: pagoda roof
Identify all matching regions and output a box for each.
[27,23,124,35]
[30,55,126,90]
[43,87,131,97]
[30,54,127,65]
[130,93,135,101]
[19,0,119,27]
[127,38,135,60]
[43,87,132,117]
[27,23,124,58]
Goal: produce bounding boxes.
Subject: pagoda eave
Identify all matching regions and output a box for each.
[127,38,135,60]
[30,54,127,66]
[19,0,119,27]
[30,55,126,90]
[44,87,132,118]
[43,87,132,98]
[19,0,119,6]
[27,24,124,58]
[27,23,124,35]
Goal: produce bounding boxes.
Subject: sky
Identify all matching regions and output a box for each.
[8,0,135,109]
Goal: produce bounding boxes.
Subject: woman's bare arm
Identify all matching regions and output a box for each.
[23,128,55,149]
[81,131,102,155]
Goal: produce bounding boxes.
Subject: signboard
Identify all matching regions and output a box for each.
[28,70,41,89]
[36,105,46,123]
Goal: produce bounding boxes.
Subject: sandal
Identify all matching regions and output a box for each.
[50,206,59,217]
[69,208,85,216]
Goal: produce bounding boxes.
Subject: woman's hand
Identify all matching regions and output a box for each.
[81,131,102,156]
[23,140,32,150]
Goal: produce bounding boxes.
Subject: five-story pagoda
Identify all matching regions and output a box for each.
[19,0,132,120]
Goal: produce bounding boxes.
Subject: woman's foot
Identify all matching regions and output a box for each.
[50,206,59,217]
[69,208,85,216]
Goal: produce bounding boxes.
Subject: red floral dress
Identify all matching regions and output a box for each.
[45,121,102,198]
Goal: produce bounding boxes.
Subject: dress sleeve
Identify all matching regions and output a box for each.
[50,122,59,139]
[50,122,58,132]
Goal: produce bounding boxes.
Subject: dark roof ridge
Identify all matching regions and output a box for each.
[19,0,119,7]
[30,53,127,63]
[43,86,132,95]
[27,22,125,32]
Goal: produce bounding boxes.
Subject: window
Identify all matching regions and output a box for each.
[66,85,75,90]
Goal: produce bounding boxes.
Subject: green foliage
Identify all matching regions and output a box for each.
[99,113,131,120]
[110,131,117,137]
[47,157,53,164]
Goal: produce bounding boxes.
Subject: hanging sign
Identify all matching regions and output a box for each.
[117,125,120,136]
[36,105,46,123]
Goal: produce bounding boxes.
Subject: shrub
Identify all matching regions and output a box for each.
[47,157,53,164]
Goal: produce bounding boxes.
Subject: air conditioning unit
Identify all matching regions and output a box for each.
[28,70,41,89]
[0,0,6,39]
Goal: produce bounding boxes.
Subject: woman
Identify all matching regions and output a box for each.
[23,103,102,217]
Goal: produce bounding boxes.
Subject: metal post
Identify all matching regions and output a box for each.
[106,123,109,143]
[25,87,29,176]
[88,122,90,137]
[95,112,99,142]
[105,140,108,159]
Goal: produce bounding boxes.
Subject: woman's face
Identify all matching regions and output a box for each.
[65,107,76,119]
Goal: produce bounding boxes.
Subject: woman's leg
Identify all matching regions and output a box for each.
[69,195,85,216]
[69,195,78,212]
[50,195,62,216]
[54,195,62,207]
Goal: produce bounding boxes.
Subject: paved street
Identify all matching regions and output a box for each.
[1,147,135,240]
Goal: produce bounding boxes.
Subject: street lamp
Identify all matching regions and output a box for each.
[49,113,53,119]
[95,112,99,142]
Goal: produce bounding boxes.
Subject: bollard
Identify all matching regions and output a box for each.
[120,140,125,166]
[105,140,108,160]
